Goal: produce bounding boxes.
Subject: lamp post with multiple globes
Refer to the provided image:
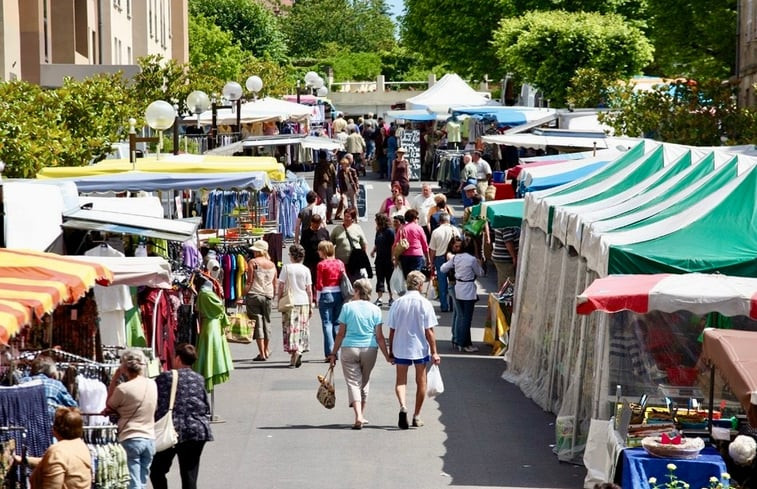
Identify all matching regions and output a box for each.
[129,100,176,167]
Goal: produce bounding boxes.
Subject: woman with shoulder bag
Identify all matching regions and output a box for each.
[316,241,347,361]
[150,344,213,489]
[277,244,313,368]
[241,240,278,361]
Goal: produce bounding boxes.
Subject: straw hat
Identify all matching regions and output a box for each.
[250,240,269,253]
[396,147,407,153]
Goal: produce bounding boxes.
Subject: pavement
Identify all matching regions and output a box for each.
[157,172,586,489]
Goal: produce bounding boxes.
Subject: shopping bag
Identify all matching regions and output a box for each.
[463,217,487,237]
[390,266,406,295]
[426,364,445,397]
[339,271,354,299]
[277,286,294,313]
[154,370,179,452]
[226,308,255,344]
[316,366,336,409]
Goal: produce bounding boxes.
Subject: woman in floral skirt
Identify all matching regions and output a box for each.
[277,244,313,367]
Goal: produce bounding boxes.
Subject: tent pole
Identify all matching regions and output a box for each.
[708,364,715,439]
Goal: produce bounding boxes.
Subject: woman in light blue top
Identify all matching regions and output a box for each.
[328,279,392,429]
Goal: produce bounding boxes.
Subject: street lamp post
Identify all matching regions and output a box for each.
[129,100,177,167]
[298,71,327,104]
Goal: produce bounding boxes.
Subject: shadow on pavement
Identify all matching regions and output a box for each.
[437,355,585,488]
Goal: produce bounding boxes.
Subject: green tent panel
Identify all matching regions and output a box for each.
[567,146,667,207]
[549,141,647,198]
[547,141,648,231]
[615,156,738,232]
[608,165,757,277]
[486,199,524,228]
[607,151,713,222]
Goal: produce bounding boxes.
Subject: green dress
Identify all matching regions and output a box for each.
[194,287,234,391]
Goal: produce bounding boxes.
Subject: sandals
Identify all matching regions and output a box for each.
[253,354,267,361]
[351,421,363,430]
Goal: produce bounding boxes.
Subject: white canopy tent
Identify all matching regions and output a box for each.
[185,97,314,125]
[406,74,491,113]
[68,256,172,288]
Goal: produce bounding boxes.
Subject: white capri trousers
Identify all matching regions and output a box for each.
[339,347,379,406]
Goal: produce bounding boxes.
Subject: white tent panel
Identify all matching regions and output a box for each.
[406,73,490,113]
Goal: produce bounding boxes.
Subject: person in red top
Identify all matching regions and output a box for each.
[394,209,430,278]
[315,240,347,361]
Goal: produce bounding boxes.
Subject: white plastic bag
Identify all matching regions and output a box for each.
[426,364,444,397]
[390,266,406,295]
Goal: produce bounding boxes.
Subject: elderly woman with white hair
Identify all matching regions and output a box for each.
[386,271,441,430]
[328,278,391,429]
[105,349,158,489]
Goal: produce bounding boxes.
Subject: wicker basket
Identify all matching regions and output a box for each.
[641,436,705,459]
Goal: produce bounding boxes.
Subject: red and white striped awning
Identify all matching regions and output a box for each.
[0,249,113,344]
[576,273,757,319]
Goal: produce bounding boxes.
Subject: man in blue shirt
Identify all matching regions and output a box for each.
[21,355,78,423]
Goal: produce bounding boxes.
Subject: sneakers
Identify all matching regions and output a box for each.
[374,298,382,307]
[462,345,479,353]
[398,407,409,430]
[412,416,424,427]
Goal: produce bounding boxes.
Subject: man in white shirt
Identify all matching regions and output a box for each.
[411,183,436,240]
[428,213,460,312]
[387,271,441,429]
[345,128,366,176]
[473,150,492,200]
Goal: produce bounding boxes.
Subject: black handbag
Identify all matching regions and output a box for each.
[346,231,373,278]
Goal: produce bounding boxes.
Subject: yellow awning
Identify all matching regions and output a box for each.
[37,155,286,181]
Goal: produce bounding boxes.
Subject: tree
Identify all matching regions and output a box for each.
[566,68,623,108]
[493,10,654,106]
[56,74,134,166]
[500,0,648,22]
[401,0,509,79]
[188,16,247,82]
[282,0,395,59]
[189,0,287,62]
[314,42,382,81]
[599,79,757,145]
[644,0,736,80]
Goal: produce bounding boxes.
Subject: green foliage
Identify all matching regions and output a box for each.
[401,0,509,79]
[493,10,654,106]
[567,68,623,107]
[644,0,736,79]
[282,0,395,58]
[0,76,132,177]
[600,79,757,145]
[56,74,133,166]
[0,81,67,177]
[315,43,382,81]
[501,0,648,21]
[188,16,247,82]
[188,0,287,62]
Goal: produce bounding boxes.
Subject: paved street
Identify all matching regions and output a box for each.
[159,173,585,489]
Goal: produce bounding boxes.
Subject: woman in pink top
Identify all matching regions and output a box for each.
[394,209,430,278]
[315,240,347,360]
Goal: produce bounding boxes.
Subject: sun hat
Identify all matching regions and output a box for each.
[463,184,477,192]
[396,147,407,153]
[251,240,269,253]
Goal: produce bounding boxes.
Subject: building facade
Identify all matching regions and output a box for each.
[0,0,187,85]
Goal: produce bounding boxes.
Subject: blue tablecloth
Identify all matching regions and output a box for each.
[619,447,727,489]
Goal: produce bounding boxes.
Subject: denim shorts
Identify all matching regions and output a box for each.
[393,355,430,366]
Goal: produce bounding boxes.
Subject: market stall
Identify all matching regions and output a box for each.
[575,273,757,489]
[503,139,757,464]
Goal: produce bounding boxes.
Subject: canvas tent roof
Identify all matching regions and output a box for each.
[701,328,757,428]
[36,155,285,181]
[185,97,315,125]
[472,199,524,229]
[576,273,757,319]
[67,256,172,289]
[451,106,556,126]
[406,74,490,113]
[45,171,270,193]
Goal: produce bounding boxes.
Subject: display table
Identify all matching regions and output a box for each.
[616,447,727,489]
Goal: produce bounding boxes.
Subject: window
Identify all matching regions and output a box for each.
[43,0,49,63]
[127,46,131,64]
[127,0,131,18]
[149,0,153,38]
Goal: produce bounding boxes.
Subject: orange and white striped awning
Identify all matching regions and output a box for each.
[0,249,113,344]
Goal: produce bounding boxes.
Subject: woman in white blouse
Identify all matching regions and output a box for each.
[277,244,313,367]
[440,236,484,353]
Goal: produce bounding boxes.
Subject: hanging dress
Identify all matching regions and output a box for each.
[193,286,234,391]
